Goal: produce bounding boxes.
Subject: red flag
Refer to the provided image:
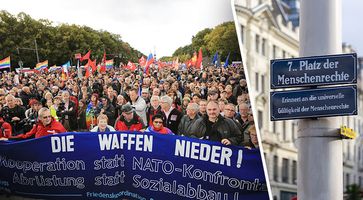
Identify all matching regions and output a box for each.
[100,51,106,73]
[90,59,97,73]
[196,48,203,69]
[127,61,137,71]
[139,56,146,66]
[80,50,91,61]
[85,66,90,78]
[157,60,166,69]
[186,59,192,68]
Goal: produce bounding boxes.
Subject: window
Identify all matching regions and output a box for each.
[255,72,259,91]
[273,156,278,181]
[282,121,286,141]
[292,160,297,184]
[273,121,276,134]
[261,74,265,93]
[255,34,260,53]
[262,38,266,56]
[282,158,289,183]
[258,110,263,130]
[280,191,297,200]
[272,45,277,59]
[348,143,350,160]
[241,25,245,44]
[292,122,296,141]
[346,173,350,187]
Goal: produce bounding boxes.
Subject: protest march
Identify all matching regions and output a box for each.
[0,50,268,199]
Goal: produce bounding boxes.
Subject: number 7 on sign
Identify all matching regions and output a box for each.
[288,61,293,71]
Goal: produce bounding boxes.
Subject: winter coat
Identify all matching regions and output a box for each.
[162,108,183,135]
[177,114,200,136]
[189,115,241,145]
[14,118,66,139]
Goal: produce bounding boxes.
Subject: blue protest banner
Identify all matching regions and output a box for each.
[0,131,268,200]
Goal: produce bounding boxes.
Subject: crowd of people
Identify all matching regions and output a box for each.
[0,63,258,148]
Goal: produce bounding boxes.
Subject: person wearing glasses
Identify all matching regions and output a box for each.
[145,114,173,135]
[13,107,67,139]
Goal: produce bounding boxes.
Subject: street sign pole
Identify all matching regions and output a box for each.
[298,0,343,199]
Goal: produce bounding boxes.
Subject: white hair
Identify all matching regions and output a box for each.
[38,107,50,118]
[160,95,173,106]
[150,95,160,101]
[187,102,199,111]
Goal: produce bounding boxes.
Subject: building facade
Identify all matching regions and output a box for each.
[234,0,363,199]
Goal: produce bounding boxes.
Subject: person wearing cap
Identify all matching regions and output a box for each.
[160,95,183,135]
[90,114,116,132]
[13,107,66,139]
[25,99,42,120]
[114,104,144,131]
[145,114,173,135]
[23,99,43,132]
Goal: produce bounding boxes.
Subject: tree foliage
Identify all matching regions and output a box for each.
[345,184,362,200]
[172,22,241,62]
[0,11,142,69]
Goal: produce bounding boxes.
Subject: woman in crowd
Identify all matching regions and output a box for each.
[145,114,173,135]
[86,93,101,130]
[90,114,115,132]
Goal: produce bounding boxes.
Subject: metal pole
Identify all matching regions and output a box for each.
[298,0,342,200]
[34,39,40,63]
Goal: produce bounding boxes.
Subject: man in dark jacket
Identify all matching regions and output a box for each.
[19,86,35,109]
[3,94,26,135]
[224,103,246,146]
[57,91,77,131]
[189,100,241,146]
[100,97,115,126]
[178,102,200,136]
[160,95,183,135]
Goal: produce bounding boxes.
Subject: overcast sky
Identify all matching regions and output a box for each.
[1,1,361,57]
[0,0,233,58]
[342,0,363,55]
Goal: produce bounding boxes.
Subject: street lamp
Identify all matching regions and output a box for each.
[16,39,40,69]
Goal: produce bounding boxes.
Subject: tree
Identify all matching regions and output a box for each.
[172,21,241,63]
[345,184,362,200]
[0,11,142,70]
